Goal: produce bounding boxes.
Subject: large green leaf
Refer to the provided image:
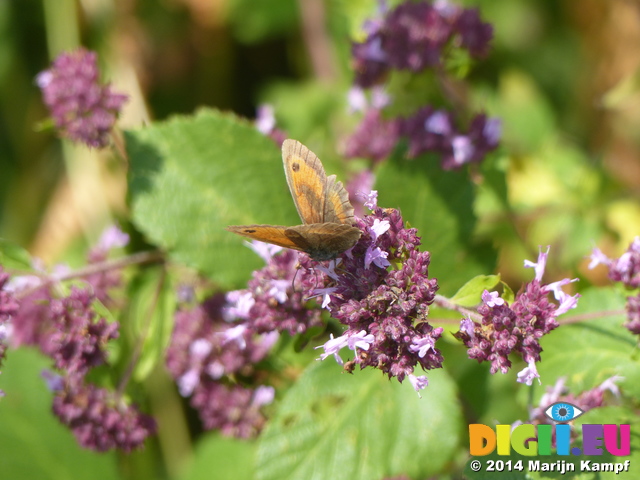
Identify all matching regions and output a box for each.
[227,0,298,43]
[181,435,256,480]
[538,287,639,397]
[0,238,32,271]
[375,153,497,295]
[0,349,119,480]
[126,108,299,287]
[256,361,462,480]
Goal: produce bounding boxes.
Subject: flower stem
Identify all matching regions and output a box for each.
[16,250,165,299]
[557,309,625,325]
[433,294,482,321]
[58,250,165,282]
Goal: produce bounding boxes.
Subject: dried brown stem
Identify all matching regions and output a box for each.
[297,0,337,82]
[16,250,165,299]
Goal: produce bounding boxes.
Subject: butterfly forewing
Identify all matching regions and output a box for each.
[225,225,306,252]
[282,139,329,225]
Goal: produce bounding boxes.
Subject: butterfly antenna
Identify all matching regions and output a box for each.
[335,260,357,281]
[291,264,301,292]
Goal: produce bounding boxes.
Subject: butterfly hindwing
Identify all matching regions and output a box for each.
[285,223,362,261]
[322,174,355,225]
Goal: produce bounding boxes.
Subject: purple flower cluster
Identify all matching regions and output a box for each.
[352,1,493,88]
[166,293,277,438]
[347,85,390,114]
[589,237,640,288]
[225,243,324,335]
[625,294,640,335]
[10,284,155,450]
[190,383,275,438]
[343,109,400,163]
[13,286,118,379]
[2,226,156,451]
[344,2,500,169]
[402,108,501,169]
[589,237,640,335]
[312,193,442,395]
[454,248,581,385]
[36,48,128,148]
[0,269,19,396]
[344,106,501,169]
[50,376,157,453]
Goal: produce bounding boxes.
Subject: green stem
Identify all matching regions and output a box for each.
[43,0,114,244]
[42,0,80,58]
[433,294,482,321]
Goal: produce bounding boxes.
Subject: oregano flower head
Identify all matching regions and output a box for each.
[454,247,580,384]
[36,48,128,148]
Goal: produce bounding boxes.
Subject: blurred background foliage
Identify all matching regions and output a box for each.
[2,0,640,289]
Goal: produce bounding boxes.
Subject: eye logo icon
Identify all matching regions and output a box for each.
[544,402,584,423]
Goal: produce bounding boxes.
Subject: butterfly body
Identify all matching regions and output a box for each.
[226,140,362,261]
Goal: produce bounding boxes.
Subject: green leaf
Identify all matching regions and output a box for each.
[0,349,120,480]
[475,153,510,222]
[334,0,378,41]
[444,47,472,79]
[0,238,32,271]
[501,282,515,304]
[538,287,639,397]
[261,81,344,143]
[227,0,298,43]
[256,361,462,480]
[121,266,176,382]
[126,108,297,287]
[450,274,501,307]
[495,70,557,152]
[181,435,256,480]
[375,152,497,295]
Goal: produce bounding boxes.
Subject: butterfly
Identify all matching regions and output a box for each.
[226,139,362,261]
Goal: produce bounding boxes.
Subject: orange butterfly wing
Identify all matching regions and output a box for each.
[282,139,355,226]
[322,174,356,225]
[225,225,308,252]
